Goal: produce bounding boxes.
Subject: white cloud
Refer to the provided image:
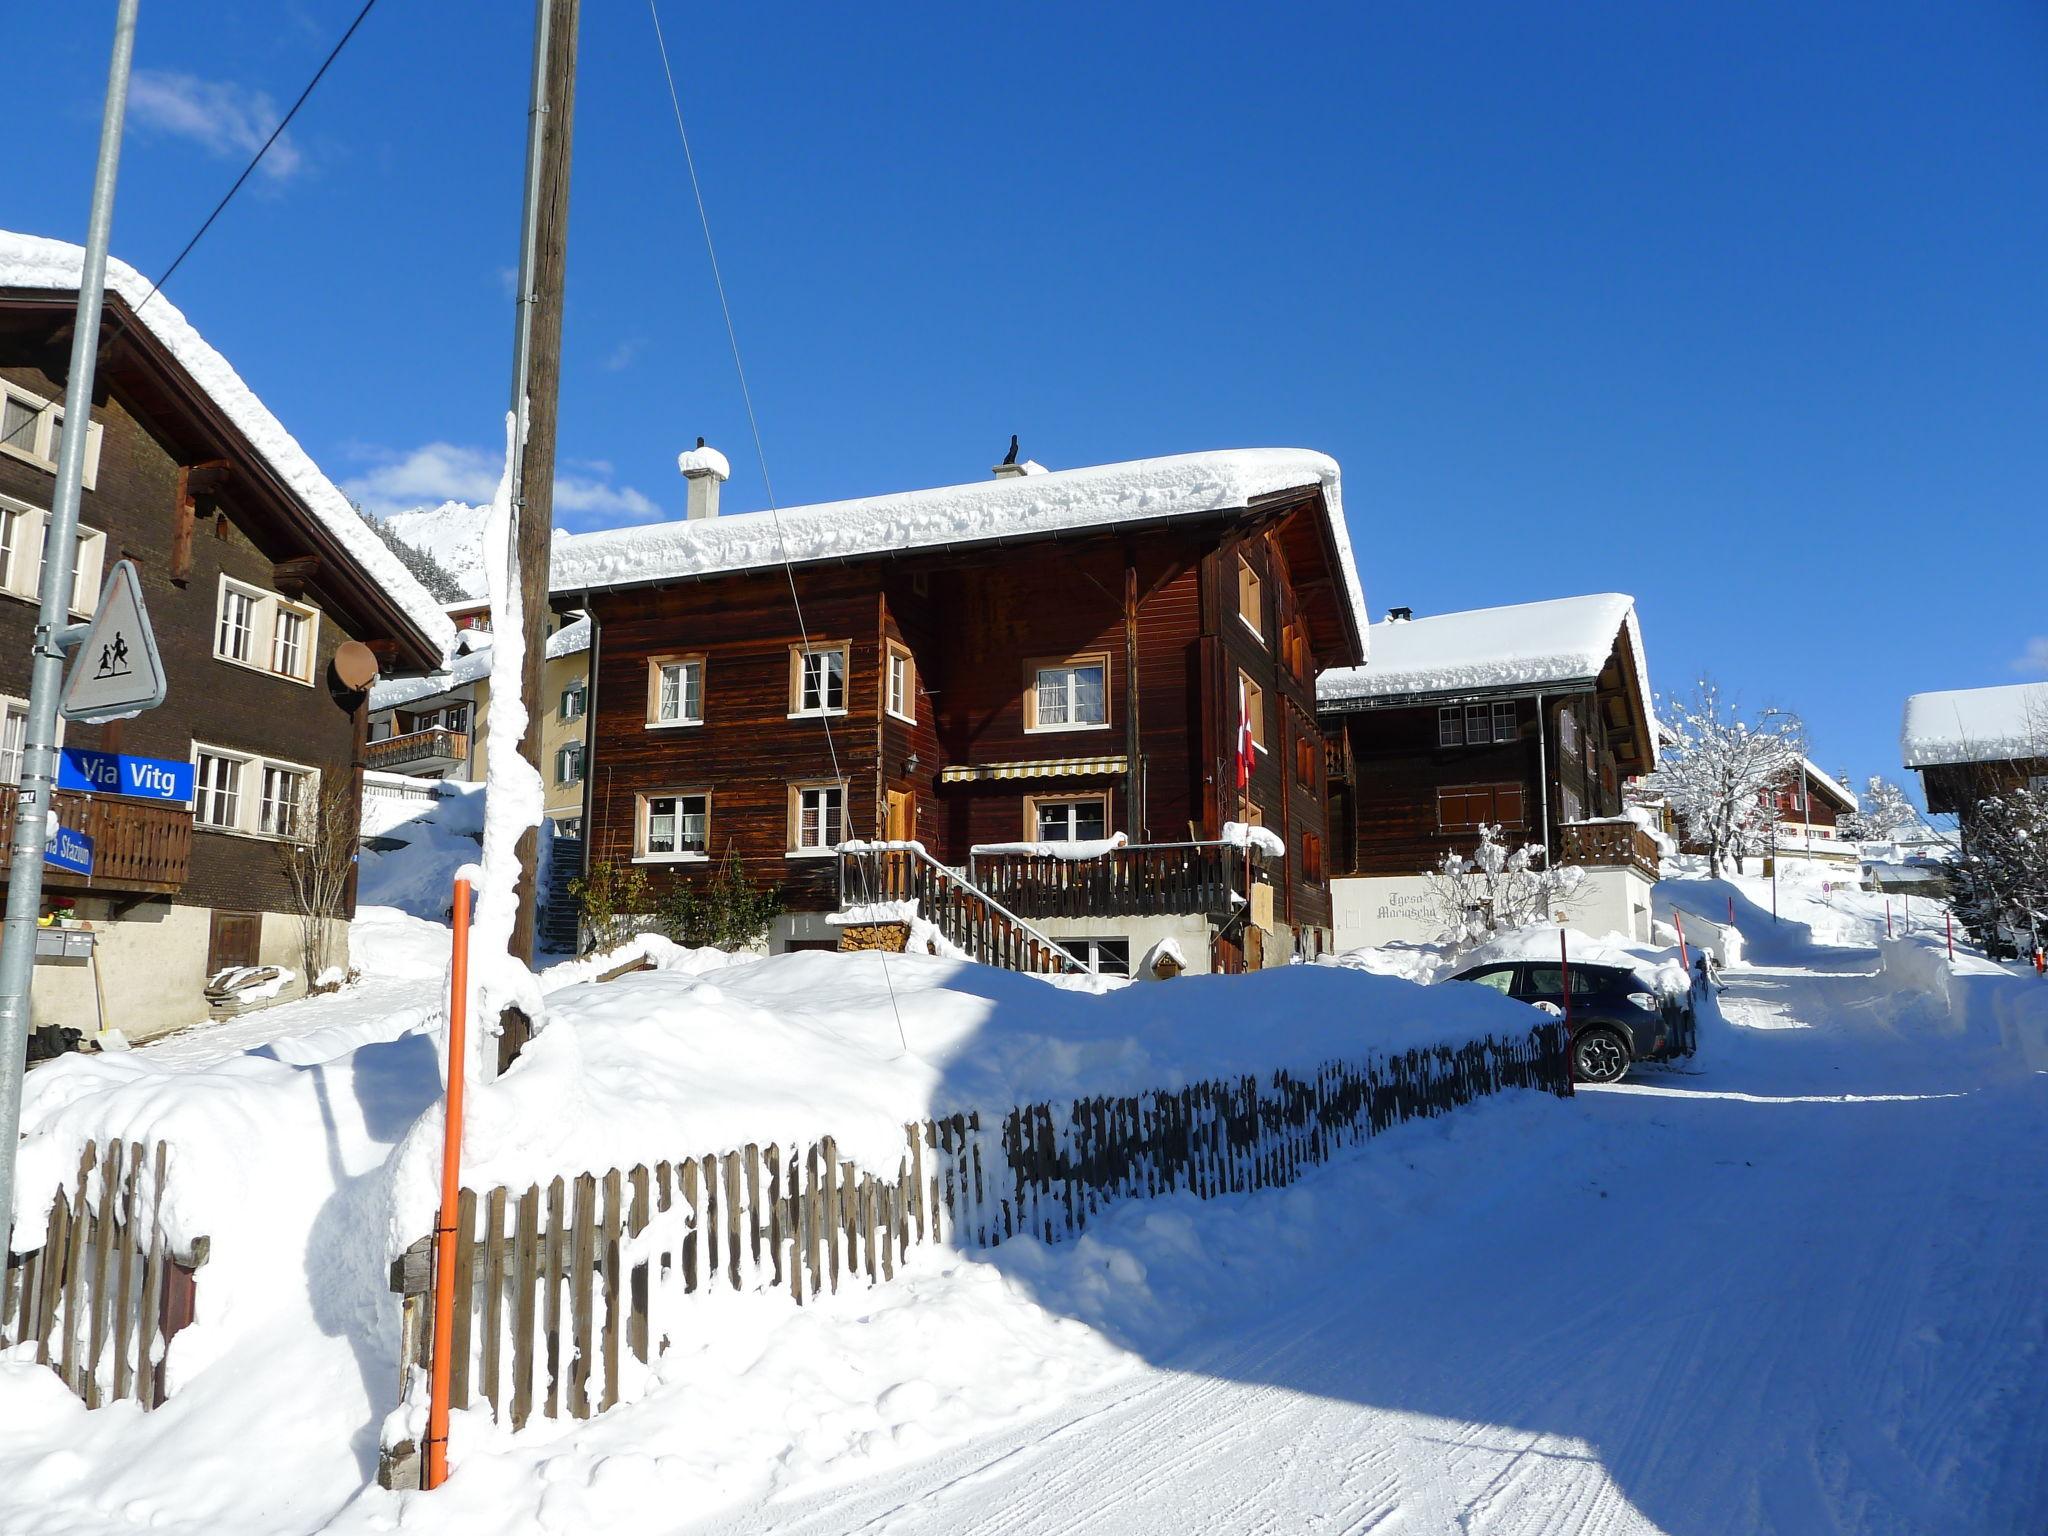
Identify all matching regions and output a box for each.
[129,71,303,182]
[602,337,645,372]
[342,441,661,527]
[2015,637,2048,674]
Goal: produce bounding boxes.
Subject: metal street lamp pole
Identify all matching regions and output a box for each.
[0,0,141,1265]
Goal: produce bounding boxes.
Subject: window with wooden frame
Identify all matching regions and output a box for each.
[1240,671,1267,752]
[1025,792,1110,843]
[1439,701,1517,748]
[788,643,849,718]
[1294,732,1316,785]
[788,780,847,855]
[647,654,705,727]
[636,789,709,861]
[1436,782,1526,833]
[885,640,916,723]
[0,379,102,487]
[1024,652,1109,732]
[212,574,319,684]
[1237,555,1263,637]
[190,741,317,840]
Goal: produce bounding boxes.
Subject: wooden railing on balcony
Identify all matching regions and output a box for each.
[967,842,1253,921]
[837,844,1085,975]
[1559,819,1661,878]
[0,787,191,896]
[365,728,469,772]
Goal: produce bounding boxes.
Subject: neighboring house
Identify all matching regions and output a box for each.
[1316,593,1660,948]
[1760,757,1859,873]
[550,446,1367,974]
[365,599,591,839]
[1901,681,2048,836]
[0,231,451,1040]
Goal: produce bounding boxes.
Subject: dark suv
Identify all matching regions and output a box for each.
[1447,959,1696,1084]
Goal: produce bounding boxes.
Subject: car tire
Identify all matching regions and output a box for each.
[1573,1027,1630,1085]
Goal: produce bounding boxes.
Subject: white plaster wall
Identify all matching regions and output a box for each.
[1035,913,1216,975]
[1571,866,1656,944]
[1330,875,1441,950]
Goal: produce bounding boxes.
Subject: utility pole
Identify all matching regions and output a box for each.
[507,0,580,974]
[0,0,140,1263]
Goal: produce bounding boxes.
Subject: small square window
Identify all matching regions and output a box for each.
[651,657,704,725]
[792,646,848,716]
[886,644,916,722]
[643,791,708,857]
[792,784,845,851]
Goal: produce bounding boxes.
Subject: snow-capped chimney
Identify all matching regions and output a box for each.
[677,437,730,520]
[1386,606,1413,623]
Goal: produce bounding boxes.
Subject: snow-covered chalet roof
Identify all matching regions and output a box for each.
[1317,593,1654,761]
[545,615,591,660]
[553,449,1367,652]
[0,230,456,666]
[1901,681,2048,768]
[369,640,493,713]
[1796,758,1858,813]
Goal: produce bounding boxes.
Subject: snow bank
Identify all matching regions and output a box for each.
[971,834,1128,860]
[1219,820,1286,858]
[0,231,455,662]
[358,781,486,921]
[1880,936,2048,1070]
[553,450,1368,646]
[1901,680,2048,768]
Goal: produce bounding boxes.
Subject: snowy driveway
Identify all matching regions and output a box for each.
[681,958,2048,1536]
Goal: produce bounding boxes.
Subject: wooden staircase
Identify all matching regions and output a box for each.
[837,843,1085,975]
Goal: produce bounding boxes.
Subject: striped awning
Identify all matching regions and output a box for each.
[940,755,1128,784]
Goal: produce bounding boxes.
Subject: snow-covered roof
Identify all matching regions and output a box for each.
[545,615,590,660]
[553,449,1367,648]
[1901,682,2048,768]
[1317,593,1654,761]
[1797,758,1858,812]
[0,231,456,664]
[369,641,493,712]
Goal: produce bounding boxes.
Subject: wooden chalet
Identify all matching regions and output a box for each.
[1315,593,1660,948]
[551,447,1367,974]
[0,231,451,1041]
[1902,682,2048,836]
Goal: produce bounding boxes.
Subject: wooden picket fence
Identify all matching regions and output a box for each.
[379,1024,1568,1486]
[1,1139,206,1410]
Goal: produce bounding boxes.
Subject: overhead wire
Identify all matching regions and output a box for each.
[646,0,910,1048]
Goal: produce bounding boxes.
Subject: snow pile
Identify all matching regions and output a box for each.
[0,231,454,662]
[1453,927,1688,999]
[1219,820,1287,858]
[971,834,1129,860]
[1880,935,2048,1070]
[532,932,753,993]
[553,450,1369,648]
[1322,939,1454,986]
[358,780,486,921]
[1901,681,2048,768]
[1318,593,1653,762]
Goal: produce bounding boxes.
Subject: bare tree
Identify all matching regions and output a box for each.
[1422,824,1585,949]
[277,771,359,985]
[1647,680,1806,877]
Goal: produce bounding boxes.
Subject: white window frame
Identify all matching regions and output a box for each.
[1026,792,1111,844]
[647,655,704,729]
[0,493,105,616]
[559,681,587,721]
[788,643,849,719]
[212,573,321,686]
[1439,701,1517,748]
[885,641,916,724]
[0,693,60,785]
[555,739,585,786]
[788,780,848,857]
[190,742,318,841]
[0,379,102,488]
[1025,654,1111,733]
[635,788,711,863]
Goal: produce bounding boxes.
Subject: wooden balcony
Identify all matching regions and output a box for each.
[0,786,192,896]
[1559,819,1661,879]
[966,842,1256,921]
[365,727,469,774]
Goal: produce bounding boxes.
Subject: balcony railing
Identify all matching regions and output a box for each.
[1559,819,1661,878]
[966,841,1259,921]
[0,786,192,895]
[365,728,469,772]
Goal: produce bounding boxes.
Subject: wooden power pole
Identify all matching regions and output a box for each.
[509,0,580,968]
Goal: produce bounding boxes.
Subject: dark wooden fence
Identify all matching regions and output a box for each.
[1,1139,205,1410]
[380,1023,1568,1485]
[967,841,1248,920]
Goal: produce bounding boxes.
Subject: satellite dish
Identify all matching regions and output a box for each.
[333,640,380,691]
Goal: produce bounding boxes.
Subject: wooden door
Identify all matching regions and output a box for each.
[884,789,915,897]
[206,910,261,977]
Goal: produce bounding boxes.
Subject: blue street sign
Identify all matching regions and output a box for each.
[56,747,194,804]
[44,825,94,877]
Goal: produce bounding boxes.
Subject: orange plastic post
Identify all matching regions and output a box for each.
[1674,910,1689,975]
[423,873,473,1491]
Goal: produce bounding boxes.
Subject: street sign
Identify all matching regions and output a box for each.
[56,747,194,803]
[60,559,166,724]
[42,825,94,878]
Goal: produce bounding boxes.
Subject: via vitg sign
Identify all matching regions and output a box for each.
[56,747,194,804]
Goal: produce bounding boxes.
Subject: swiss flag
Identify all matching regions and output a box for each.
[1235,676,1256,789]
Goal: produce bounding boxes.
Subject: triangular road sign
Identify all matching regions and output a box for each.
[61,559,167,723]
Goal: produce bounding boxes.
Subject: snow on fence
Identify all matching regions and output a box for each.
[1,1139,205,1411]
[378,1023,1568,1486]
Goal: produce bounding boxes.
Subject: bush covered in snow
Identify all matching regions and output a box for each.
[1421,824,1583,949]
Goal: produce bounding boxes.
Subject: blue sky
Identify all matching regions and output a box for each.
[14,1,2048,797]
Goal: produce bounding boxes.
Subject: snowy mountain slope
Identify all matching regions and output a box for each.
[381,501,490,599]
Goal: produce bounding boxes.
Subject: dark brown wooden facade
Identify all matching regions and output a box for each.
[1321,621,1654,879]
[0,279,442,1033]
[563,483,1359,964]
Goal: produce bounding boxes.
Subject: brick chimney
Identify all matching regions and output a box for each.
[677,437,730,520]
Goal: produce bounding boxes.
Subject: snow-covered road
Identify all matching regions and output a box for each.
[683,957,2048,1536]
